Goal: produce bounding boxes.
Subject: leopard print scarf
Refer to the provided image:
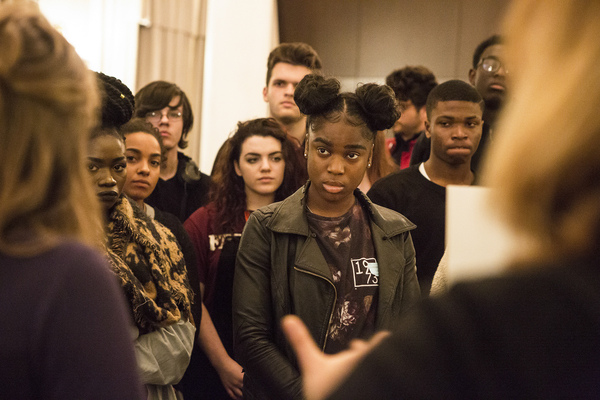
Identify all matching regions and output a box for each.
[106,196,194,334]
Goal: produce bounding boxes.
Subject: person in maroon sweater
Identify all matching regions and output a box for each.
[185,118,304,399]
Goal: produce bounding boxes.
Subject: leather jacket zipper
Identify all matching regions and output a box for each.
[294,266,337,351]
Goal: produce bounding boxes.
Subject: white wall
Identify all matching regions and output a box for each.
[38,0,278,171]
[199,0,279,173]
[38,0,141,92]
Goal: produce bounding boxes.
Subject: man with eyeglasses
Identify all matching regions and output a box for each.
[411,35,507,175]
[134,81,211,222]
[468,35,507,129]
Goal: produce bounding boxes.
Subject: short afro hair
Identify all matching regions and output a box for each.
[385,66,438,109]
[426,80,484,120]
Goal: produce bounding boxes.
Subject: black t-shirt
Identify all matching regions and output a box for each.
[368,165,445,296]
[306,199,378,354]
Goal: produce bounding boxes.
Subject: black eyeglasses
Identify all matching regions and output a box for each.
[477,57,508,74]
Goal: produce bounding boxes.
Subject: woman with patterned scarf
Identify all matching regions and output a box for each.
[88,72,196,400]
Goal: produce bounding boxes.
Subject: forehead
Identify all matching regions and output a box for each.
[398,99,416,109]
[89,135,124,157]
[168,95,182,109]
[309,120,371,147]
[240,135,282,155]
[269,62,312,85]
[431,100,483,119]
[480,44,505,61]
[125,131,161,152]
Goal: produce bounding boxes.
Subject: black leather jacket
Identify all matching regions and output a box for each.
[232,184,421,399]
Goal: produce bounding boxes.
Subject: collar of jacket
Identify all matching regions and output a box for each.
[176,151,203,183]
[264,181,416,237]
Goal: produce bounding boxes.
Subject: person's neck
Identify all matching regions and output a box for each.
[135,199,145,210]
[398,129,422,142]
[161,147,179,180]
[306,185,355,218]
[245,190,276,212]
[358,172,372,193]
[280,117,307,145]
[423,157,474,187]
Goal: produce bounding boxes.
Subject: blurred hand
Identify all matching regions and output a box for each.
[282,315,390,400]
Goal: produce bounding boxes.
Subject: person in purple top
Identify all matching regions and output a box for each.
[0,3,144,399]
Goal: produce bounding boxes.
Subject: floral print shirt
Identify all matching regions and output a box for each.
[306,198,379,354]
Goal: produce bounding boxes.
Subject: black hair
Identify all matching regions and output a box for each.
[89,125,124,147]
[119,117,165,164]
[266,42,322,86]
[95,72,134,129]
[425,80,484,120]
[385,66,438,109]
[134,81,193,149]
[472,35,504,69]
[294,74,399,141]
[210,118,304,235]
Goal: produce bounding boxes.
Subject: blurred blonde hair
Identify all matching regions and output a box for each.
[0,2,102,256]
[483,1,600,262]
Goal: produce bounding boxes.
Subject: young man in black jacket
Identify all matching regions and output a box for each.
[134,81,211,222]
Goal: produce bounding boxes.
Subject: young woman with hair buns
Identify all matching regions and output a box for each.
[232,74,421,400]
[0,3,143,398]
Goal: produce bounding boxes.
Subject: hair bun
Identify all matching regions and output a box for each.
[294,74,340,115]
[355,83,399,131]
[96,72,134,129]
[0,3,94,117]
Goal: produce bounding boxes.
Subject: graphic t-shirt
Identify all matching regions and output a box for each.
[306,199,379,354]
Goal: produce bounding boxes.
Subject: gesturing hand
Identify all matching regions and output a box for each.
[281,315,390,400]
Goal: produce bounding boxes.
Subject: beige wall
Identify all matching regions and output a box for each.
[137,0,207,166]
[39,0,141,91]
[278,0,510,89]
[198,0,279,172]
